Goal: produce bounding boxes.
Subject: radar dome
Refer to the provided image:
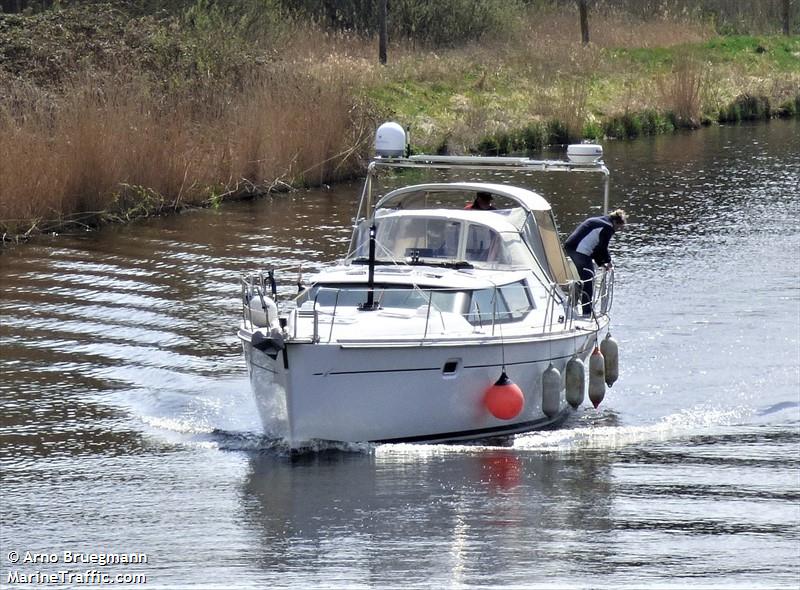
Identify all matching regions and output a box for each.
[567,143,603,163]
[375,122,407,158]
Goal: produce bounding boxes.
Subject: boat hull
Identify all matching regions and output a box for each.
[241,322,605,448]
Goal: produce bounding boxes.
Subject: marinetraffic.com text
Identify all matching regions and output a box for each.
[6,550,149,585]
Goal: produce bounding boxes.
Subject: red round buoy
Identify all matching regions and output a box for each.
[484,372,525,420]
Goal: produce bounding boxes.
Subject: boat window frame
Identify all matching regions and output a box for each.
[465,279,534,326]
[296,283,466,314]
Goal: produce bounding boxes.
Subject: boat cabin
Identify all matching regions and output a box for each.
[347,182,577,285]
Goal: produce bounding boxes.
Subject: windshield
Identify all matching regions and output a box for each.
[350,217,460,261]
[348,216,536,269]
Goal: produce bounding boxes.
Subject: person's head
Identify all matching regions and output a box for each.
[473,192,495,210]
[609,208,627,230]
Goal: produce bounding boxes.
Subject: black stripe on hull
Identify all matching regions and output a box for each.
[371,407,571,444]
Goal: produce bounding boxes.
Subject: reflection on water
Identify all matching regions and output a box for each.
[0,120,798,588]
[241,446,615,587]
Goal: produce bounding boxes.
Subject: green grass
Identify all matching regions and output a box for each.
[611,35,800,73]
[702,36,800,71]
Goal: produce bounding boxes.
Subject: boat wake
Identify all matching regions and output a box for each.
[512,404,755,452]
[757,400,800,416]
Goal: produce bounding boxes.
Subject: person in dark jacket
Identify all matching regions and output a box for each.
[564,209,627,316]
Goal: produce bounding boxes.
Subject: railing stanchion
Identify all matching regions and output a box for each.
[328,289,340,343]
[422,289,432,343]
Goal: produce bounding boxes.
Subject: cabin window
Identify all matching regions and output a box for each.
[465,224,505,263]
[298,284,463,313]
[466,280,533,325]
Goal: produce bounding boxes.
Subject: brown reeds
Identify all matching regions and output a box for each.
[0,63,374,237]
[657,53,705,127]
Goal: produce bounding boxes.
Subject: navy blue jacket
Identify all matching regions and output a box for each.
[563,215,616,266]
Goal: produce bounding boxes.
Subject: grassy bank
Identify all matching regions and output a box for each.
[1,1,798,240]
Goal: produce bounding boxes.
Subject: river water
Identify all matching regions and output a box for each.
[1,120,798,589]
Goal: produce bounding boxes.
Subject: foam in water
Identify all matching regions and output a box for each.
[513,404,754,452]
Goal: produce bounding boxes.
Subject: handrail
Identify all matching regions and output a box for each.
[241,267,614,342]
[366,155,611,214]
[241,268,614,345]
[372,155,609,174]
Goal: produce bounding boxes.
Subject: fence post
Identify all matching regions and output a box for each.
[578,0,590,45]
[379,0,388,64]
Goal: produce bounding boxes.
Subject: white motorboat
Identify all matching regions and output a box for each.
[238,122,617,449]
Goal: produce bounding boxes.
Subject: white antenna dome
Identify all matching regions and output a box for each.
[567,143,603,163]
[375,122,407,158]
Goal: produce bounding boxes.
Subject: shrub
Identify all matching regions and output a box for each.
[520,123,548,152]
[775,96,799,118]
[719,93,772,122]
[581,120,604,141]
[603,112,644,139]
[546,119,570,145]
[476,134,500,155]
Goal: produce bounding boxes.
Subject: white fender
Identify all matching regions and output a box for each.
[248,295,280,330]
[600,332,619,387]
[565,355,586,409]
[588,347,606,408]
[541,363,561,418]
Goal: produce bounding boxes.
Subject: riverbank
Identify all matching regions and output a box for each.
[1,1,798,241]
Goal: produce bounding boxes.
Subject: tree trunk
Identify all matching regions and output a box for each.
[783,0,791,35]
[578,0,590,45]
[378,0,388,64]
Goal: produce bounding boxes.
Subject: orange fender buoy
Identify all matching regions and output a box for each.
[484,372,525,420]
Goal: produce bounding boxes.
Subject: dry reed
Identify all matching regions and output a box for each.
[657,53,705,127]
[0,62,373,236]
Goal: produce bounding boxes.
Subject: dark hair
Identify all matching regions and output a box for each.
[476,191,493,201]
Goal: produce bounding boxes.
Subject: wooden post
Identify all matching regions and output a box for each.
[578,0,589,45]
[379,0,388,65]
[783,0,792,36]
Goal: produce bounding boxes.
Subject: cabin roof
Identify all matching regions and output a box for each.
[375,182,552,212]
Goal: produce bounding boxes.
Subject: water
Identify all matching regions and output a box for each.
[1,120,798,589]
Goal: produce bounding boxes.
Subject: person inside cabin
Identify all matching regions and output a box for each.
[465,191,496,210]
[564,208,627,316]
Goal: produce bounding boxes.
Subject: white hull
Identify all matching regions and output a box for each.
[240,319,606,447]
